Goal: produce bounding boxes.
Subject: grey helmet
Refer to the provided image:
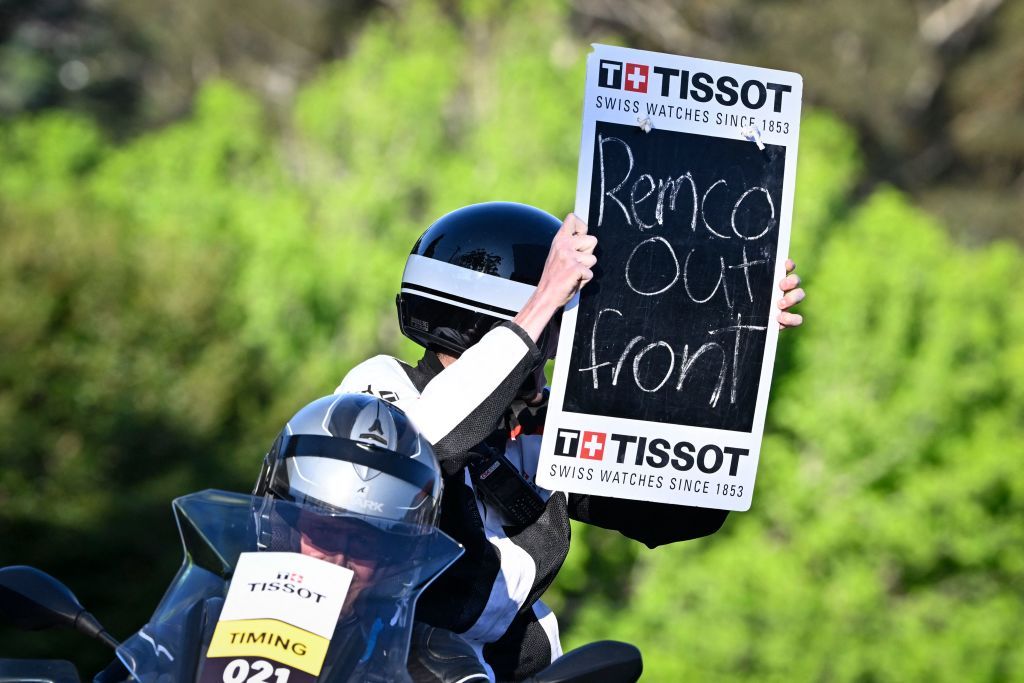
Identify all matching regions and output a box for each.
[253,393,443,547]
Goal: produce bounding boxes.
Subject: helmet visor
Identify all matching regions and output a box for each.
[253,496,454,596]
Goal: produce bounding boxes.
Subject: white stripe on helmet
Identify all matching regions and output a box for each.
[402,254,537,315]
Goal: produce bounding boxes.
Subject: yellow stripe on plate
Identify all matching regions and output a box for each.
[206,618,330,676]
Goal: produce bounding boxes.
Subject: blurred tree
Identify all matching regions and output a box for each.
[571,0,1024,243]
[103,0,380,123]
[0,0,588,672]
[0,0,381,132]
[4,0,1021,240]
[0,0,143,124]
[1,1,1021,680]
[0,107,277,671]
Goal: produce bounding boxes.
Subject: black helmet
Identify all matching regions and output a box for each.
[396,202,561,356]
[254,393,443,548]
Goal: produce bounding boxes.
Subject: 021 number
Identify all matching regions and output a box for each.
[222,658,290,683]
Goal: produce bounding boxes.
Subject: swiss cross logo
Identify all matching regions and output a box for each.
[580,431,607,460]
[554,428,581,457]
[623,63,649,93]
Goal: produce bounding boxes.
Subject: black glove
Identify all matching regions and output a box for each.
[408,622,489,683]
[506,387,549,439]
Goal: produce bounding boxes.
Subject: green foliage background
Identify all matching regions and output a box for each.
[1,1,1021,680]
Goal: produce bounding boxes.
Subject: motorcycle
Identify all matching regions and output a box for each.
[1,489,642,682]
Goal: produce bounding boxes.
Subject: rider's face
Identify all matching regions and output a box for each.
[297,515,380,610]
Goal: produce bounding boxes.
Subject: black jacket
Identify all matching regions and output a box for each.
[336,323,727,681]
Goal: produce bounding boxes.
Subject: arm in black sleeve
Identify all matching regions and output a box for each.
[336,323,541,476]
[375,322,541,475]
[430,323,540,460]
[567,493,729,549]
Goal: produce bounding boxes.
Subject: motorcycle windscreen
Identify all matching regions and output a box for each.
[110,490,462,683]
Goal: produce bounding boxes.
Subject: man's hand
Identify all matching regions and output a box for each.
[777,258,805,329]
[514,213,597,342]
[539,213,598,308]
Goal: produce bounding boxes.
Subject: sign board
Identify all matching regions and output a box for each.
[537,45,802,511]
[199,552,353,683]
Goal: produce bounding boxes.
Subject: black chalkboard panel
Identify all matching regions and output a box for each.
[563,121,786,433]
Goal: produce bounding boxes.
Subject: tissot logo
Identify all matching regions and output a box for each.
[596,58,793,113]
[551,426,751,476]
[598,60,647,92]
[554,428,607,461]
[554,428,581,457]
[247,579,327,603]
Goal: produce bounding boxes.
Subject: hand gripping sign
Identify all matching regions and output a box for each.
[537,45,803,512]
[199,552,353,683]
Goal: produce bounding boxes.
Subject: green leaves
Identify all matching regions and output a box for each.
[1,4,1022,679]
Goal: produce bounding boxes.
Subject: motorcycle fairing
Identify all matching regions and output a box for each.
[110,490,462,683]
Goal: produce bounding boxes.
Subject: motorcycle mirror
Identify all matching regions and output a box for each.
[527,640,642,683]
[0,566,118,650]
